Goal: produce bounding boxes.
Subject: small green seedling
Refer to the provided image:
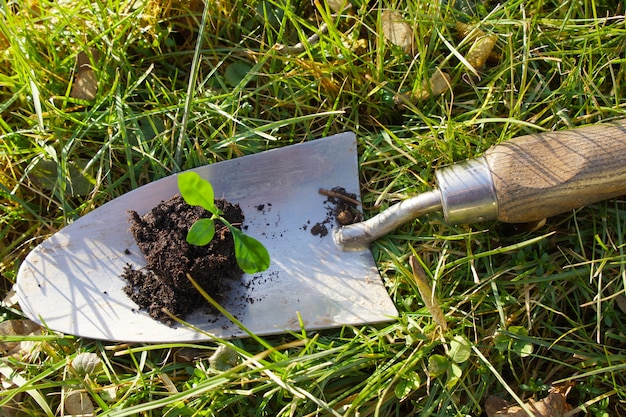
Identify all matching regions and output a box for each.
[177,171,270,274]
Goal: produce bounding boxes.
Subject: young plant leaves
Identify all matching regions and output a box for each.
[187,218,215,246]
[177,171,270,273]
[230,227,271,274]
[177,171,216,214]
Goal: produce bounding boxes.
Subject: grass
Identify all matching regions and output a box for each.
[1,0,625,415]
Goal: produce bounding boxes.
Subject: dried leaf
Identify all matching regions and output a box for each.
[395,68,451,105]
[23,0,40,15]
[64,390,94,415]
[325,0,350,13]
[0,390,22,417]
[71,67,98,100]
[0,319,41,357]
[70,49,100,101]
[485,390,576,417]
[1,286,18,307]
[274,23,328,55]
[0,372,23,417]
[381,10,413,54]
[409,256,447,332]
[615,293,626,314]
[100,386,117,403]
[174,347,202,362]
[485,395,510,416]
[456,21,481,41]
[0,363,53,415]
[417,68,451,100]
[456,22,497,71]
[465,34,497,70]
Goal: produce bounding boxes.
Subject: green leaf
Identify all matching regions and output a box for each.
[230,227,270,274]
[224,61,255,88]
[494,326,534,357]
[493,331,510,352]
[394,379,412,399]
[449,335,471,364]
[30,158,94,196]
[186,218,215,246]
[177,171,216,213]
[427,354,450,378]
[446,363,463,390]
[394,373,421,399]
[71,352,102,376]
[508,326,534,357]
[209,345,239,371]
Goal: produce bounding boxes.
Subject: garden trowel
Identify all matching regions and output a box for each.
[16,120,626,342]
[16,132,397,342]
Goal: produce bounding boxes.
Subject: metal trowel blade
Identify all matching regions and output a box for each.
[16,133,398,342]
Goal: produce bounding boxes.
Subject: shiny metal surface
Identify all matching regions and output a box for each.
[335,190,442,251]
[16,133,398,342]
[335,156,499,250]
[435,157,498,224]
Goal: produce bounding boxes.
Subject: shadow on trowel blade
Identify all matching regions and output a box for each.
[16,133,398,342]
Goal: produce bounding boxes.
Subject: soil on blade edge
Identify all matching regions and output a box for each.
[310,187,362,236]
[122,195,244,324]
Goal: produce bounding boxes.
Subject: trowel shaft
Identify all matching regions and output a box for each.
[337,120,626,250]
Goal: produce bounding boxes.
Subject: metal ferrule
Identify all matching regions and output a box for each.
[435,156,498,225]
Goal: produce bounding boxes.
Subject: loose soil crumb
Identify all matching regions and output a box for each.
[122,195,244,324]
[310,222,328,237]
[310,187,362,237]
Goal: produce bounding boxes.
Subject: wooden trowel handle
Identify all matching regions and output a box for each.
[483,120,626,223]
[337,120,626,250]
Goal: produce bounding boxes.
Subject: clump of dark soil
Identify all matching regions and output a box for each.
[310,187,363,237]
[327,187,363,226]
[122,195,244,324]
[310,222,329,237]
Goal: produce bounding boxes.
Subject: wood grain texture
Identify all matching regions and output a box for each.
[483,120,626,223]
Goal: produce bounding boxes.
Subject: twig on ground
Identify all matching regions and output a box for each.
[274,22,328,54]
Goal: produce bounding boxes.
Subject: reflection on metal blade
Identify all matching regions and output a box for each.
[16,133,398,342]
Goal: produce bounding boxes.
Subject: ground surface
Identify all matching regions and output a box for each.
[2,1,625,415]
